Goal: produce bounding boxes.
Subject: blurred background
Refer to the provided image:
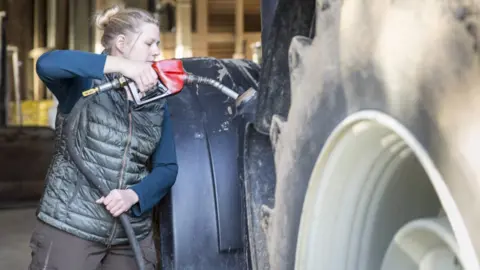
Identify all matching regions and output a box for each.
[0,1,261,269]
[0,0,262,129]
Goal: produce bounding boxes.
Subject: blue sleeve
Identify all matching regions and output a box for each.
[130,104,178,216]
[36,50,107,113]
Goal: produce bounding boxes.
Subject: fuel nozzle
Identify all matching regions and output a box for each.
[126,60,258,113]
[82,59,258,114]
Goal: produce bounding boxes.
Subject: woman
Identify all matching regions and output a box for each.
[28,5,178,270]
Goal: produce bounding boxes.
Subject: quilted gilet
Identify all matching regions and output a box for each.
[36,76,166,245]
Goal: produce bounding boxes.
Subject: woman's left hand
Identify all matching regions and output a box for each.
[96,189,139,217]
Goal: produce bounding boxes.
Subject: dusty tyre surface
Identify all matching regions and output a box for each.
[267,0,480,269]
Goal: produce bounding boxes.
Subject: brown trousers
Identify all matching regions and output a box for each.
[28,219,157,270]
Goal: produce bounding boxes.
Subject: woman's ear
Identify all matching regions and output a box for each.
[113,34,127,54]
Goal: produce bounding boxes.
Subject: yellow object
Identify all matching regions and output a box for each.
[8,100,55,126]
[82,87,99,97]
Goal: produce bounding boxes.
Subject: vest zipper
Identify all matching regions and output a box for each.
[107,104,133,248]
[120,110,133,190]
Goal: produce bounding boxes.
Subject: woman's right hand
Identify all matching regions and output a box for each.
[120,61,158,93]
[104,56,158,93]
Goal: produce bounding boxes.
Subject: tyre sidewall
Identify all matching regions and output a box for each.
[268,0,480,269]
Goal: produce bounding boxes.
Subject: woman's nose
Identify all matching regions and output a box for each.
[151,46,161,58]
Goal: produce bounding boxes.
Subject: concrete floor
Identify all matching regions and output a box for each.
[0,207,37,270]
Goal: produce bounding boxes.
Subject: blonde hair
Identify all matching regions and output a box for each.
[94,5,159,51]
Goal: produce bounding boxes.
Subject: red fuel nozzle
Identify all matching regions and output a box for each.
[151,60,186,95]
[151,60,239,100]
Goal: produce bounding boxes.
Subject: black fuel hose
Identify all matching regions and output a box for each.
[65,93,146,270]
[184,74,240,100]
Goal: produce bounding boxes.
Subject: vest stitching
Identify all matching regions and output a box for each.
[82,158,124,175]
[81,160,146,180]
[66,177,81,207]
[128,146,154,161]
[68,208,113,221]
[129,151,150,162]
[131,130,161,143]
[85,136,127,157]
[90,94,128,119]
[81,153,146,174]
[83,144,124,163]
[86,131,127,144]
[88,120,128,135]
[48,115,66,216]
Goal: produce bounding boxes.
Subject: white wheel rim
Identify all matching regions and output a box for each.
[294,110,478,270]
[381,216,461,270]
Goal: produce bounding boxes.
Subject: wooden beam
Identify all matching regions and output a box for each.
[3,0,34,100]
[46,0,56,49]
[195,0,208,56]
[71,0,95,52]
[56,0,68,49]
[196,0,208,34]
[161,32,260,49]
[124,0,148,9]
[233,0,244,58]
[175,0,193,58]
[68,0,75,49]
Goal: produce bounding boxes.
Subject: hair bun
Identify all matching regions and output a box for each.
[95,5,121,30]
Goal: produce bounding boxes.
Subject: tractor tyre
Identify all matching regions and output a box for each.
[267,0,480,269]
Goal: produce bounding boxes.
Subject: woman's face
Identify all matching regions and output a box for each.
[123,22,161,62]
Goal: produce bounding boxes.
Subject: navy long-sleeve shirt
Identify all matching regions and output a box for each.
[36,50,178,217]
